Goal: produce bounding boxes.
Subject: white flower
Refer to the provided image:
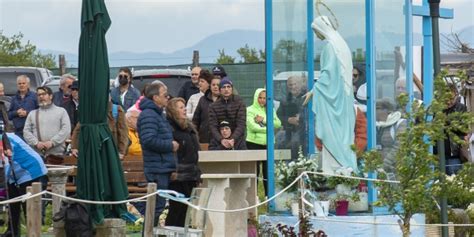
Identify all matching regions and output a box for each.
[467,203,474,212]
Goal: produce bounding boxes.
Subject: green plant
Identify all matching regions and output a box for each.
[444,164,474,209]
[326,167,360,189]
[275,149,325,193]
[330,193,360,206]
[274,214,328,237]
[363,70,474,237]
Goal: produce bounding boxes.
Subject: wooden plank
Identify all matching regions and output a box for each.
[63,156,77,165]
[144,183,157,237]
[27,182,42,237]
[124,172,146,183]
[121,161,144,171]
[123,155,142,161]
[200,143,209,151]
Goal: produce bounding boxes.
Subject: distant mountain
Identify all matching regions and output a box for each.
[41,27,472,67]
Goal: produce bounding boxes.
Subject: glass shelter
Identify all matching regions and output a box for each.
[264,0,445,214]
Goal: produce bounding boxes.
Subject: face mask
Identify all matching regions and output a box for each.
[119,76,129,86]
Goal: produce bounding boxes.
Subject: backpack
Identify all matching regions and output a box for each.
[53,201,94,237]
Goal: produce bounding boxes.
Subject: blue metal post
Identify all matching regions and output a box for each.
[307,0,315,154]
[405,0,414,107]
[264,0,276,212]
[422,0,434,105]
[365,0,377,206]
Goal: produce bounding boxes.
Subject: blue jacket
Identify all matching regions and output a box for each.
[7,91,38,135]
[110,86,140,111]
[3,133,47,185]
[137,98,176,174]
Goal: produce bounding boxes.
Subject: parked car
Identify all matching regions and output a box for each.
[0,67,54,96]
[130,68,191,98]
[41,75,62,92]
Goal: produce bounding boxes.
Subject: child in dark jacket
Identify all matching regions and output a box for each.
[209,120,245,150]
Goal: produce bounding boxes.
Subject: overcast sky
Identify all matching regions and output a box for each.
[0,0,472,54]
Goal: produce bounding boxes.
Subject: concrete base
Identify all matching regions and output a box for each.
[52,221,65,237]
[259,214,426,236]
[53,218,126,237]
[95,218,126,237]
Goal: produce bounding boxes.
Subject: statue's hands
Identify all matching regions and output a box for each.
[302,92,313,106]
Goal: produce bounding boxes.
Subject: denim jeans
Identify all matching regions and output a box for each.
[446,158,462,175]
[144,172,170,226]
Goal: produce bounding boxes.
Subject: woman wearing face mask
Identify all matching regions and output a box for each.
[110,67,140,111]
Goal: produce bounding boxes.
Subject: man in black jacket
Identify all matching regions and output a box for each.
[178,66,201,102]
[208,78,247,150]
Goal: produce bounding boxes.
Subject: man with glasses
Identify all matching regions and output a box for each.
[52,74,76,107]
[352,65,366,105]
[62,81,80,134]
[137,83,179,226]
[23,86,71,164]
[178,66,201,102]
[111,67,140,111]
[7,75,38,139]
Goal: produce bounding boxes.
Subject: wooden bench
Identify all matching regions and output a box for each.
[61,155,147,198]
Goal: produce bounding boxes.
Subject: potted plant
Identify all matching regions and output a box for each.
[331,193,360,216]
[326,167,360,195]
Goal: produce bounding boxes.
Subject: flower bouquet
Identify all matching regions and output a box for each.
[275,151,326,193]
[326,167,360,194]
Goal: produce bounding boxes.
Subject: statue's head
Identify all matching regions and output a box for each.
[312,16,336,41]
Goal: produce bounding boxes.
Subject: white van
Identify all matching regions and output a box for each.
[0,67,54,96]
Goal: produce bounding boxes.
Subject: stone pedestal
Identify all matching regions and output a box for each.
[47,167,73,216]
[48,167,73,237]
[199,149,290,216]
[53,218,126,237]
[53,221,66,237]
[201,173,254,237]
[95,218,126,237]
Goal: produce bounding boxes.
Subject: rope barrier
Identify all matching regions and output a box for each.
[0,171,472,228]
[44,190,180,205]
[305,171,401,184]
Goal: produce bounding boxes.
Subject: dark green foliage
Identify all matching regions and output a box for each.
[0,31,56,68]
[363,70,474,236]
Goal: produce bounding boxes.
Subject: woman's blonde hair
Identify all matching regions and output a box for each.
[166,97,188,129]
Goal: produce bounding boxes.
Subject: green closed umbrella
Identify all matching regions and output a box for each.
[76,0,128,224]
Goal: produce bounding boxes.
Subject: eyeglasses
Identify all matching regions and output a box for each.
[118,74,129,79]
[37,92,48,97]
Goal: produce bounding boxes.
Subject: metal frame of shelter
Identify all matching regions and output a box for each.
[264,0,453,213]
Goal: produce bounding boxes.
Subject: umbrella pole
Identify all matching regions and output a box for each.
[428,1,448,237]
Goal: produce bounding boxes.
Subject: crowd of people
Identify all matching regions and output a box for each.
[0,59,470,234]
